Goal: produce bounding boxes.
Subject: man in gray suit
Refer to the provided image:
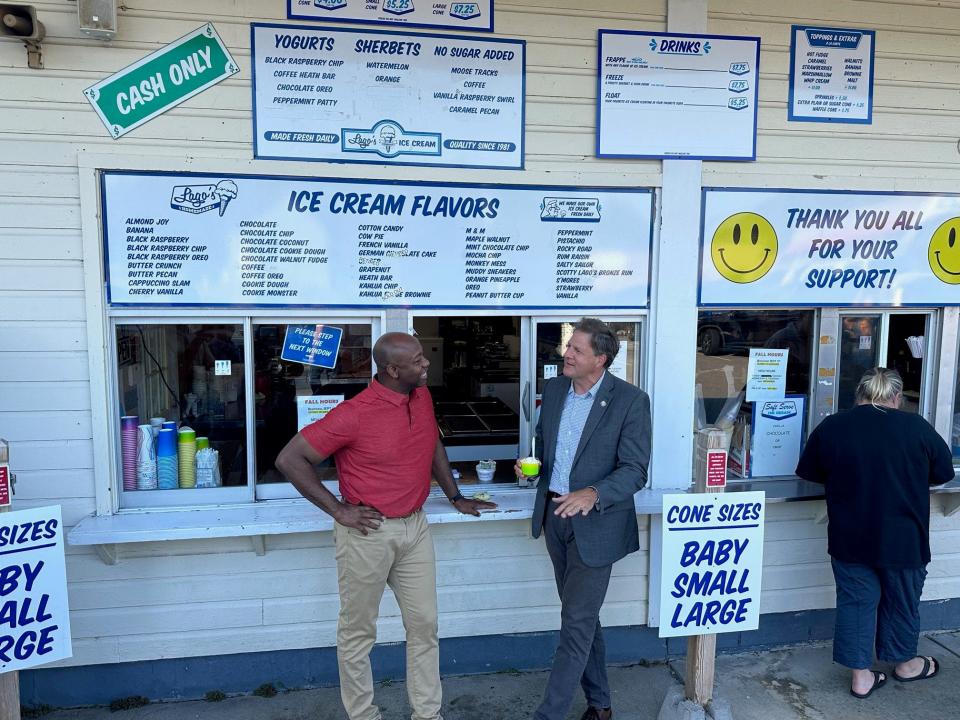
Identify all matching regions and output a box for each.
[518,318,651,720]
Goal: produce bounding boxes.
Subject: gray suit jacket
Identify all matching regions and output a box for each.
[531,373,651,567]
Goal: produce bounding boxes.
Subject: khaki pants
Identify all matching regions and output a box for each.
[334,510,442,720]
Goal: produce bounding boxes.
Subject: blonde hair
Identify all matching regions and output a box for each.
[855,367,903,407]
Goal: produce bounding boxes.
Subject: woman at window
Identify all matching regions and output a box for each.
[796,367,954,699]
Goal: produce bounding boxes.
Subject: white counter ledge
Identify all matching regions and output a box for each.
[67,475,960,564]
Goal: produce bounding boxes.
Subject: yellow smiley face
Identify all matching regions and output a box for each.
[710,212,778,284]
[928,217,960,284]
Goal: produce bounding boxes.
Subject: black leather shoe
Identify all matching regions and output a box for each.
[580,707,612,720]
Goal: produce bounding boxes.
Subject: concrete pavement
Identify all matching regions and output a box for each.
[34,630,960,720]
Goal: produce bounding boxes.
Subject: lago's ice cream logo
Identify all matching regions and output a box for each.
[928,217,960,285]
[170,180,238,216]
[710,212,778,283]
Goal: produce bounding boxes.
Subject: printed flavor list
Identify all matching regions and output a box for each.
[555,228,636,300]
[464,227,527,302]
[239,220,327,299]
[124,218,196,297]
[357,223,438,300]
[104,173,652,309]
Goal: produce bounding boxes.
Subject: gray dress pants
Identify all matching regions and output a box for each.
[533,510,613,720]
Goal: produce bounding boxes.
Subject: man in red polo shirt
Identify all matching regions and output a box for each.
[276,332,495,720]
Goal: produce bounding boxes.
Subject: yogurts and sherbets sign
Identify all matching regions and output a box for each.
[101,171,653,309]
[700,188,960,306]
[251,23,524,169]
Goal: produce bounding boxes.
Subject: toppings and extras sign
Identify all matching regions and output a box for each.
[700,188,960,306]
[83,24,239,139]
[252,23,524,169]
[0,506,72,673]
[789,25,875,123]
[659,492,764,637]
[101,171,652,309]
[287,0,493,32]
[597,31,760,160]
[281,325,344,368]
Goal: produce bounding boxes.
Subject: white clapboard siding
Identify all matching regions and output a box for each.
[0,381,91,411]
[0,321,86,351]
[4,439,94,472]
[0,230,84,261]
[12,469,96,500]
[0,0,957,669]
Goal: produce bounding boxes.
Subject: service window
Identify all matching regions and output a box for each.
[834,311,933,414]
[111,317,379,507]
[412,314,523,486]
[409,314,645,490]
[695,309,815,481]
[253,321,374,499]
[113,321,250,507]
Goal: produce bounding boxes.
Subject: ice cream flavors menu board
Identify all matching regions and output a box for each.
[287,0,493,32]
[597,31,760,160]
[251,23,524,169]
[101,171,653,309]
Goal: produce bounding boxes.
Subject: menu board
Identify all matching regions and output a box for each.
[597,30,760,160]
[700,188,960,306]
[287,0,493,32]
[102,171,652,309]
[252,23,524,169]
[789,26,874,123]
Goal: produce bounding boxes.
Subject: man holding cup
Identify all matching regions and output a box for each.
[517,318,651,720]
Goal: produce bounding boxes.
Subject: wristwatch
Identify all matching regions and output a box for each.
[448,492,464,504]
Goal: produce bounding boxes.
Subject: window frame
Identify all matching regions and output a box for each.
[105,310,385,509]
[694,306,820,482]
[407,309,649,496]
[251,314,382,501]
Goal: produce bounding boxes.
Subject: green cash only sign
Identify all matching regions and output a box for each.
[84,24,238,139]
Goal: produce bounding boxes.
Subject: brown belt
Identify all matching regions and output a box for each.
[348,502,422,520]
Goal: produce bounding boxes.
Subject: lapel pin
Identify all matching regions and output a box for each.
[600,400,607,407]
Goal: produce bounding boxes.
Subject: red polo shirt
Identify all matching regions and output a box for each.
[301,378,438,517]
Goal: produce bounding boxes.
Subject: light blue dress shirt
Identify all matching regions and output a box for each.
[548,372,606,495]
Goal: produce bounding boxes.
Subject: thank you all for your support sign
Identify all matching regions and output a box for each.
[700,189,960,306]
[0,506,72,673]
[659,492,765,638]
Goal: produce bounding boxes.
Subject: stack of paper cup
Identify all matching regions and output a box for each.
[136,424,158,490]
[196,437,210,450]
[150,417,165,439]
[162,420,178,432]
[120,415,138,491]
[178,426,197,489]
[156,428,179,490]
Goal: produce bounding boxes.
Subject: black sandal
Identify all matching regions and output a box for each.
[850,671,886,699]
[893,656,939,682]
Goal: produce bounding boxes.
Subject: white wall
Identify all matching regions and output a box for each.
[0,0,958,669]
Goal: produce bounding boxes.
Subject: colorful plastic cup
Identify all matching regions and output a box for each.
[520,457,541,479]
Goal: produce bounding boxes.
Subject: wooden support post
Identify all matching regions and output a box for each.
[684,427,729,705]
[0,439,20,720]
